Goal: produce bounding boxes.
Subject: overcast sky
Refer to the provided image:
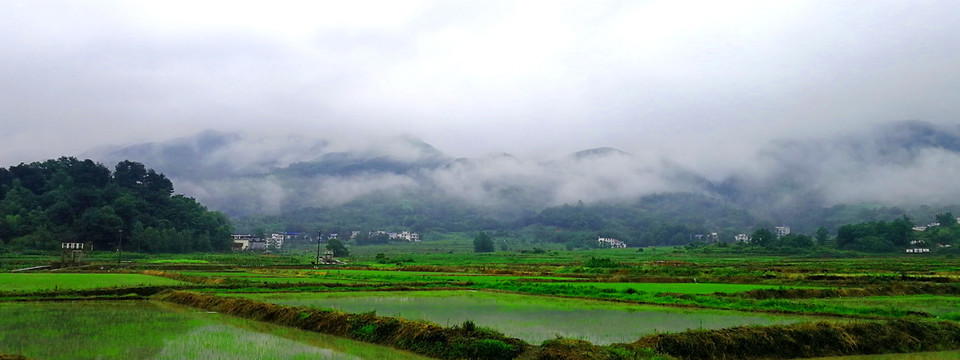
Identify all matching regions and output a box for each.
[3,0,959,169]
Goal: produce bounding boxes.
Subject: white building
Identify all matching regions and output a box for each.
[775,226,791,237]
[906,248,931,254]
[735,234,750,243]
[398,231,421,242]
[268,233,285,250]
[598,237,627,248]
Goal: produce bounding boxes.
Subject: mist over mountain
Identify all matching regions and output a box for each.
[83,120,960,233]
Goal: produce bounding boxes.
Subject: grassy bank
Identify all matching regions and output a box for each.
[732,283,960,300]
[153,290,527,360]
[631,319,960,360]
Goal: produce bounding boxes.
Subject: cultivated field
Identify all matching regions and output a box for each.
[4,246,960,359]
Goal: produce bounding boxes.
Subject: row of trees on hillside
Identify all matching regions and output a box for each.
[0,157,232,253]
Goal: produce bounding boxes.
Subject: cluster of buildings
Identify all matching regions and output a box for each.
[327,230,421,242]
[366,230,421,242]
[231,230,422,251]
[598,237,627,248]
[734,226,791,243]
[911,217,960,232]
[231,233,299,251]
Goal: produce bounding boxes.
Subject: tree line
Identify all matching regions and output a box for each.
[0,157,232,253]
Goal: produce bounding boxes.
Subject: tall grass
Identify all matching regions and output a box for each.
[631,319,960,360]
[154,290,527,359]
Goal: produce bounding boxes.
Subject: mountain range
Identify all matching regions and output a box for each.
[81,121,960,235]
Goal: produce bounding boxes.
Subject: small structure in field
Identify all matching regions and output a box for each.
[905,248,931,254]
[60,242,90,267]
[316,250,344,265]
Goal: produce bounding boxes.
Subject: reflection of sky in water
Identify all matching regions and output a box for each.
[258,291,823,344]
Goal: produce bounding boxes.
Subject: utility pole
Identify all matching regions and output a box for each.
[117,229,123,265]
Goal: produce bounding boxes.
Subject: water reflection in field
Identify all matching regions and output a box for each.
[0,301,427,360]
[239,290,831,344]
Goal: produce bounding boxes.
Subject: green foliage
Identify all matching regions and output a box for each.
[473,232,494,253]
[936,212,957,227]
[0,157,231,253]
[326,239,350,257]
[837,217,915,251]
[777,234,814,248]
[750,228,774,247]
[815,226,829,245]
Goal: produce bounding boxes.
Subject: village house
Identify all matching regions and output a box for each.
[232,234,266,251]
[906,248,931,254]
[775,226,791,237]
[268,233,289,250]
[399,231,421,242]
[368,230,420,242]
[231,234,255,251]
[598,237,627,248]
[735,234,750,243]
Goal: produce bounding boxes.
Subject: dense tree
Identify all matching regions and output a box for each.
[836,217,915,251]
[936,212,957,227]
[815,226,829,245]
[750,228,774,247]
[778,234,814,248]
[326,238,350,257]
[473,232,494,253]
[0,157,231,253]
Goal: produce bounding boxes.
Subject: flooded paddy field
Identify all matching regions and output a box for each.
[232,290,835,344]
[0,301,428,360]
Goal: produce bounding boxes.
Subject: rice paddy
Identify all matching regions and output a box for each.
[232,290,832,344]
[4,251,960,359]
[0,301,428,360]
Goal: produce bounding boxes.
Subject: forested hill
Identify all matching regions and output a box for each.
[0,157,232,253]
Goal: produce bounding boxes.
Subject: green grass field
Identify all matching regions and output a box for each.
[4,245,960,359]
[0,273,185,292]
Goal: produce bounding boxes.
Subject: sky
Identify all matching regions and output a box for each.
[3,0,960,171]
